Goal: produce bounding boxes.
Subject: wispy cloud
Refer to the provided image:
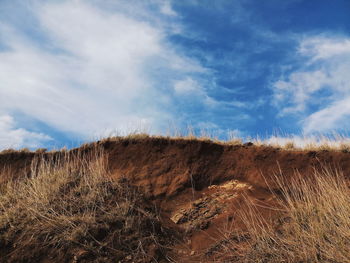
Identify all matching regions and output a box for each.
[0,0,217,148]
[159,0,177,16]
[3,0,345,148]
[273,35,350,133]
[174,78,202,95]
[299,36,350,61]
[0,115,51,149]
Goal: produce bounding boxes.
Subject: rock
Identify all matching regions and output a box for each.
[170,209,187,224]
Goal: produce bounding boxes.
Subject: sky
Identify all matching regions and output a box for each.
[0,0,350,149]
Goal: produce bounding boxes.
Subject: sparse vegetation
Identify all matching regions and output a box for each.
[220,167,350,263]
[1,135,350,262]
[256,134,350,152]
[4,130,350,154]
[0,147,172,263]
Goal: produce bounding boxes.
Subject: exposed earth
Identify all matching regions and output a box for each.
[1,137,350,262]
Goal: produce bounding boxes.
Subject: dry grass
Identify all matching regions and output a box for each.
[3,130,350,154]
[0,147,171,263]
[97,131,350,152]
[254,134,350,152]
[220,167,350,263]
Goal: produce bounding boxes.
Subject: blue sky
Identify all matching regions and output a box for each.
[0,0,350,149]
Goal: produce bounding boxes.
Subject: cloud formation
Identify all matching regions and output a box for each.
[273,35,350,133]
[0,0,211,148]
[0,115,51,149]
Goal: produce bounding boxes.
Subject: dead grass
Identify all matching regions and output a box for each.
[254,134,350,152]
[4,129,350,154]
[219,167,350,263]
[97,131,350,152]
[0,147,171,263]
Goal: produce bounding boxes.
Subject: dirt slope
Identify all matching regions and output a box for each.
[101,138,350,197]
[1,137,350,262]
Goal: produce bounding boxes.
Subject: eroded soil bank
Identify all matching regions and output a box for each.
[1,137,350,262]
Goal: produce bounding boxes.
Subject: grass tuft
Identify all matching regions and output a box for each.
[217,167,350,263]
[0,147,171,263]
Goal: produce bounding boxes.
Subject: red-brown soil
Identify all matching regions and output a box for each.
[1,137,350,262]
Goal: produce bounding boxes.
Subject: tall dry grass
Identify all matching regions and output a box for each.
[219,167,350,263]
[0,148,170,262]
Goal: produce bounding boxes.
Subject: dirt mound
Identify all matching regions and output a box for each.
[2,137,350,196]
[1,137,350,262]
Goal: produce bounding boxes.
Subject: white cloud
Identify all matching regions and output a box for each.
[299,36,350,61]
[159,0,177,16]
[174,77,202,94]
[0,0,206,144]
[274,70,329,114]
[303,97,350,133]
[173,77,250,109]
[0,115,51,149]
[273,35,350,133]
